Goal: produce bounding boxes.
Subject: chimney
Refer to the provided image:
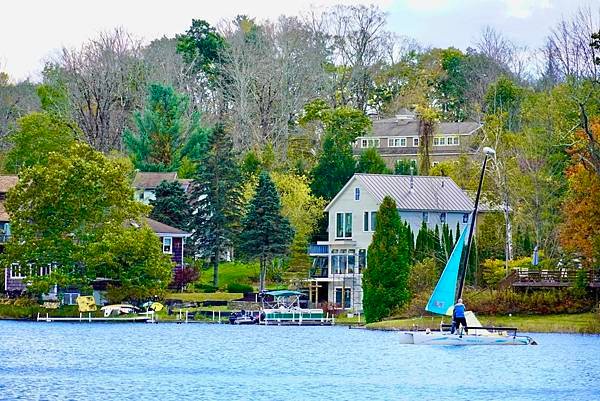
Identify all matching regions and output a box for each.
[409,167,414,191]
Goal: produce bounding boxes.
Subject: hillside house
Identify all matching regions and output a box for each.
[4,217,190,295]
[307,173,475,314]
[354,109,482,168]
[133,172,192,204]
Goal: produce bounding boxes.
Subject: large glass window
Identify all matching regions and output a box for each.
[331,249,347,274]
[335,288,352,308]
[354,187,360,201]
[358,249,367,273]
[370,211,377,231]
[363,211,377,232]
[163,237,173,254]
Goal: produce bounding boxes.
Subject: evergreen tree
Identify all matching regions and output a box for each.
[441,223,453,262]
[433,224,444,264]
[189,124,243,287]
[455,222,461,245]
[239,172,294,292]
[394,159,418,175]
[310,133,356,200]
[123,84,208,176]
[149,180,190,230]
[356,148,389,174]
[363,196,411,323]
[414,221,430,262]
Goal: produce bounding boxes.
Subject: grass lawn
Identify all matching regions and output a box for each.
[199,261,259,290]
[367,313,600,333]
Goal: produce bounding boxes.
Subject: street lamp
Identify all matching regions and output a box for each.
[456,147,495,300]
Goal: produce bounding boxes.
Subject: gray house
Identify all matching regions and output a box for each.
[307,173,475,314]
[132,172,192,204]
[354,109,482,168]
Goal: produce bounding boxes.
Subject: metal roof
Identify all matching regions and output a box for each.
[333,173,474,213]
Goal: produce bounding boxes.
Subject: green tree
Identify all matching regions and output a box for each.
[310,133,356,200]
[394,159,418,175]
[189,124,243,287]
[123,84,208,175]
[239,172,294,292]
[3,142,171,296]
[363,196,411,323]
[149,180,190,230]
[4,112,78,173]
[176,19,225,77]
[356,147,389,174]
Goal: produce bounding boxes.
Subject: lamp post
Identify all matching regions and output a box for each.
[456,147,495,300]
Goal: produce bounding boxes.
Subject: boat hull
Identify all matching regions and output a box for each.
[405,331,533,345]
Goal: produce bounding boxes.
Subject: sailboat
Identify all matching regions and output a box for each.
[399,147,537,346]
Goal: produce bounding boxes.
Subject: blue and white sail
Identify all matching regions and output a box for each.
[425,225,469,316]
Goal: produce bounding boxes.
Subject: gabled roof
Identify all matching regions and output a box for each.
[126,217,190,237]
[132,172,178,189]
[326,173,474,213]
[369,119,482,138]
[0,175,18,193]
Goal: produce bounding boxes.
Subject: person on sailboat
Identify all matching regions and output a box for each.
[451,299,468,335]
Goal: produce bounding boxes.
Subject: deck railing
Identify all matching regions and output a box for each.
[511,268,600,288]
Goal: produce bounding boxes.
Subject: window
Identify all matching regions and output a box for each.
[347,249,356,274]
[413,137,419,147]
[433,137,448,146]
[440,212,446,223]
[388,137,407,147]
[363,211,377,232]
[336,213,352,238]
[361,138,380,148]
[422,212,429,223]
[358,249,367,273]
[39,264,53,276]
[335,288,352,309]
[9,263,23,279]
[62,293,80,305]
[163,237,173,254]
[447,136,459,146]
[331,248,358,274]
[463,213,469,223]
[354,187,360,201]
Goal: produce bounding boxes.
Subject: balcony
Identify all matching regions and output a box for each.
[309,266,328,278]
[308,244,329,255]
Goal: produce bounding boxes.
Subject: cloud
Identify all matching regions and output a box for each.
[503,0,552,19]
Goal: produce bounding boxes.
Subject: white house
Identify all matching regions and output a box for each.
[307,173,475,314]
[132,172,192,204]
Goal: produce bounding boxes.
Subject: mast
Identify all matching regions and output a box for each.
[456,147,495,301]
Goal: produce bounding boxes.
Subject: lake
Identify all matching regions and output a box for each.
[0,321,599,401]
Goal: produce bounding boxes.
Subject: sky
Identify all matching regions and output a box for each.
[0,0,596,82]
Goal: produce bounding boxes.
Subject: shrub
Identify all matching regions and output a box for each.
[226,283,253,293]
[408,257,438,294]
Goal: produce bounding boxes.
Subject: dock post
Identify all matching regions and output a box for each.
[88,312,91,322]
[218,310,221,323]
[212,310,215,321]
[46,313,49,322]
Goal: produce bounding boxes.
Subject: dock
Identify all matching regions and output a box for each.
[36,313,153,323]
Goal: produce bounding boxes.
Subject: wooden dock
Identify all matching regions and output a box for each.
[500,268,600,289]
[36,313,152,323]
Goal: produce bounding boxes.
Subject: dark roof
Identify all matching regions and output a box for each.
[369,118,481,138]
[126,217,190,237]
[327,173,474,213]
[0,175,18,193]
[132,172,178,189]
[143,217,190,236]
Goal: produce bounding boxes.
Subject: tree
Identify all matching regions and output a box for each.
[4,112,78,173]
[176,19,225,78]
[123,83,208,174]
[149,180,190,230]
[189,124,243,287]
[239,172,294,292]
[3,142,171,296]
[356,148,389,174]
[0,74,40,146]
[394,159,418,175]
[310,133,356,200]
[363,196,410,323]
[415,105,438,175]
[47,28,147,153]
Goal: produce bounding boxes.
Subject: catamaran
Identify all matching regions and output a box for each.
[399,147,537,346]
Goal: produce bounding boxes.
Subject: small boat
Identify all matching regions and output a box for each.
[399,147,536,346]
[100,304,140,318]
[229,311,259,325]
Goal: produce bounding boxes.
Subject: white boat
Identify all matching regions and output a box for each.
[259,290,334,326]
[399,147,536,346]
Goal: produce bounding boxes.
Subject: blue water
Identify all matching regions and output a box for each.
[0,321,599,401]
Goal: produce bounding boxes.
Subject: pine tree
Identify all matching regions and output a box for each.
[150,180,190,230]
[441,223,453,262]
[415,221,429,262]
[455,222,461,245]
[189,124,243,287]
[239,172,294,292]
[123,84,208,175]
[363,196,411,323]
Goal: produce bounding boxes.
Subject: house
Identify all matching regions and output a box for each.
[354,109,482,168]
[4,217,190,295]
[132,172,192,204]
[0,175,17,254]
[307,173,475,314]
